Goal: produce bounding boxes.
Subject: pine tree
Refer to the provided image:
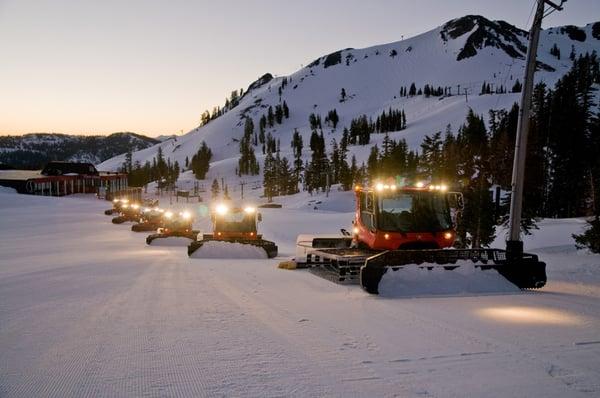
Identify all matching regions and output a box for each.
[550,43,561,59]
[325,109,339,128]
[191,141,212,179]
[211,178,220,199]
[367,146,379,179]
[259,115,267,143]
[291,129,303,191]
[267,106,274,127]
[124,149,133,173]
[419,131,443,179]
[408,83,416,96]
[275,105,283,124]
[459,176,496,247]
[511,79,522,93]
[283,101,289,118]
[304,131,328,193]
[454,110,496,247]
[238,119,260,176]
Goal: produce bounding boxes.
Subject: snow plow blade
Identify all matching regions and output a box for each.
[146,231,198,245]
[111,215,128,224]
[188,237,278,258]
[131,222,159,232]
[359,249,547,294]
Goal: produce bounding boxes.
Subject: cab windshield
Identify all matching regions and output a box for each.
[378,191,452,232]
[215,212,256,232]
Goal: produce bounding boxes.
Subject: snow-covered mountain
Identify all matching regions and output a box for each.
[99,16,600,182]
[0,132,159,169]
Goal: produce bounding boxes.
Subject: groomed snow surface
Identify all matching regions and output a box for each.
[1,191,600,397]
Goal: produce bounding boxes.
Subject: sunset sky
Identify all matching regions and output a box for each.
[1,0,598,137]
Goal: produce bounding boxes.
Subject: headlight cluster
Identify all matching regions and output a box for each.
[214,203,257,215]
[428,184,448,192]
[375,183,398,192]
[215,204,228,215]
[180,211,192,220]
[362,181,450,192]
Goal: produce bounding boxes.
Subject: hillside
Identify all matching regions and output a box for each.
[99,16,600,185]
[0,132,159,169]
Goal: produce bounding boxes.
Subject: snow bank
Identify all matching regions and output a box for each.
[378,261,520,298]
[493,218,588,251]
[190,240,268,259]
[0,186,17,194]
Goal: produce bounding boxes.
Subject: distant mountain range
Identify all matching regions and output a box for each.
[0,132,159,170]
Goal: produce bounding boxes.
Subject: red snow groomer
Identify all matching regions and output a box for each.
[281,182,546,294]
[187,203,278,258]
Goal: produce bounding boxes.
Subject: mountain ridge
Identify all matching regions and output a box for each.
[1,132,159,169]
[99,15,600,187]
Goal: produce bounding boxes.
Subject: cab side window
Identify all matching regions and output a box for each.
[360,192,375,230]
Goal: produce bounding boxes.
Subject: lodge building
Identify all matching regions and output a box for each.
[0,161,129,198]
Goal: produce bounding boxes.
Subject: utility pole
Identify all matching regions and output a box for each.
[506,0,564,260]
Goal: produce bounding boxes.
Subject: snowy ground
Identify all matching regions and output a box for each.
[1,191,600,397]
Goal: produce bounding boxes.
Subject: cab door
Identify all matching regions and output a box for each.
[358,191,377,246]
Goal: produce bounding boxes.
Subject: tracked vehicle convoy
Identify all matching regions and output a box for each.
[188,203,278,258]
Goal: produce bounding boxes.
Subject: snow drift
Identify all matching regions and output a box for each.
[378,261,521,298]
